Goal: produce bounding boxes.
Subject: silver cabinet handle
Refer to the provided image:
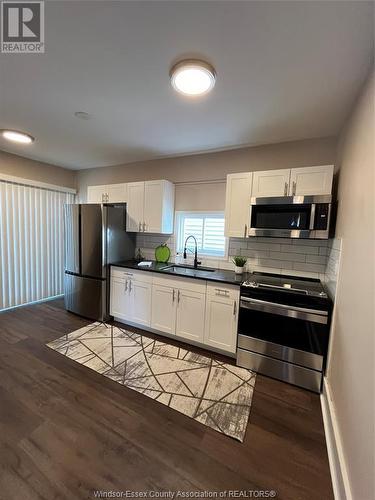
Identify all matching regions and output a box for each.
[233,300,237,316]
[102,193,105,202]
[124,279,128,292]
[139,221,142,232]
[128,280,132,293]
[292,181,296,196]
[284,182,288,196]
[143,222,146,232]
[172,289,175,302]
[215,289,229,297]
[177,290,180,304]
[106,193,109,202]
[244,224,247,238]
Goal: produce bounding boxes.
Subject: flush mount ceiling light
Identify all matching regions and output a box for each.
[170,60,216,96]
[1,129,35,144]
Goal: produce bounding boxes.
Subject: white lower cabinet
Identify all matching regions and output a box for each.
[204,284,239,354]
[110,268,239,355]
[110,278,132,320]
[131,281,152,327]
[175,289,206,343]
[110,268,152,326]
[151,284,176,335]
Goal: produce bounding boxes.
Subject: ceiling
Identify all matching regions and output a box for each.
[0,1,373,170]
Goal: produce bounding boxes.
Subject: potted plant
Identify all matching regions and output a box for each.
[232,256,247,274]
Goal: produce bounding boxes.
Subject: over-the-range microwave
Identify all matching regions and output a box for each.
[248,195,332,239]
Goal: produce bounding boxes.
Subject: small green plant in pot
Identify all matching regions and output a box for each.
[232,256,247,274]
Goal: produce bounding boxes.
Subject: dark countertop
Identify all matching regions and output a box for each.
[110,260,248,286]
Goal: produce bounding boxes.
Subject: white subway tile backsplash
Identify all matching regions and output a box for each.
[305,254,327,264]
[292,239,328,247]
[281,244,319,255]
[269,251,306,263]
[247,241,281,252]
[293,262,326,273]
[135,231,340,282]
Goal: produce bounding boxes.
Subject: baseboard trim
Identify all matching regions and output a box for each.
[321,377,352,500]
[0,294,64,314]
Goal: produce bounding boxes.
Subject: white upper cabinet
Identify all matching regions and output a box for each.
[126,180,175,234]
[224,172,253,238]
[289,165,334,196]
[127,182,145,232]
[252,169,291,198]
[87,185,107,203]
[106,183,128,203]
[87,183,127,203]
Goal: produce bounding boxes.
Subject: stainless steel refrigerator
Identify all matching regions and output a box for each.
[64,203,135,321]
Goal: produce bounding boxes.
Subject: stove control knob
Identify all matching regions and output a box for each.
[319,291,328,297]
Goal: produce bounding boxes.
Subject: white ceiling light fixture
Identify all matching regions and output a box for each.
[170,60,216,96]
[1,129,35,144]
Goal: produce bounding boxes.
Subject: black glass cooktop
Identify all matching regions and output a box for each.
[242,271,327,298]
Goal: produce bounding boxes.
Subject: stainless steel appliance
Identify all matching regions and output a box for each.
[236,272,332,392]
[64,203,135,321]
[248,195,332,239]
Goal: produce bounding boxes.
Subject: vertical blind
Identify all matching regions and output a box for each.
[0,180,75,311]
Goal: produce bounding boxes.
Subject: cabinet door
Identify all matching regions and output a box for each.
[176,289,206,342]
[289,165,334,196]
[110,278,132,320]
[144,180,163,233]
[107,183,127,203]
[130,280,152,327]
[87,185,106,203]
[224,173,253,238]
[151,284,177,335]
[126,182,144,232]
[204,295,238,354]
[252,169,291,198]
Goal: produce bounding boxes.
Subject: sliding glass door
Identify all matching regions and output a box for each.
[0,180,75,310]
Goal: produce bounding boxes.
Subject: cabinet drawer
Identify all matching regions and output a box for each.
[111,267,153,283]
[153,274,206,293]
[206,282,239,300]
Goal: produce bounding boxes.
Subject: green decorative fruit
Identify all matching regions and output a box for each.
[155,244,171,263]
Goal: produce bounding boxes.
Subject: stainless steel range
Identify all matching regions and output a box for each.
[236,272,332,393]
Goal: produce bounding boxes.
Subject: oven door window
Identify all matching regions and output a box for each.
[251,204,311,230]
[238,306,328,356]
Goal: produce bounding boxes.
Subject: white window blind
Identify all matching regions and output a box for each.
[0,180,75,311]
[176,212,227,257]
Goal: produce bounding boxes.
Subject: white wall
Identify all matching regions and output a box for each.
[77,136,337,207]
[326,70,375,500]
[0,150,76,189]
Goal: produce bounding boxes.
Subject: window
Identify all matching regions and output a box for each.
[176,211,227,258]
[0,179,75,311]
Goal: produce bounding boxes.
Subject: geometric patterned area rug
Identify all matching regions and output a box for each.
[47,322,256,441]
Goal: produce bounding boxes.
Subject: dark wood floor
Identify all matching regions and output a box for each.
[0,299,333,500]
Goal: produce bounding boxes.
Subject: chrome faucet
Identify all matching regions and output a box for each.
[183,235,201,269]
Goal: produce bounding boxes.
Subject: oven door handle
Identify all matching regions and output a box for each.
[240,297,328,324]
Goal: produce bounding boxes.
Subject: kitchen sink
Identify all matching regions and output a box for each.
[161,264,217,276]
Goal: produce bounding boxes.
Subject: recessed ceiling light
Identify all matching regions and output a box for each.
[1,129,35,144]
[170,60,216,96]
